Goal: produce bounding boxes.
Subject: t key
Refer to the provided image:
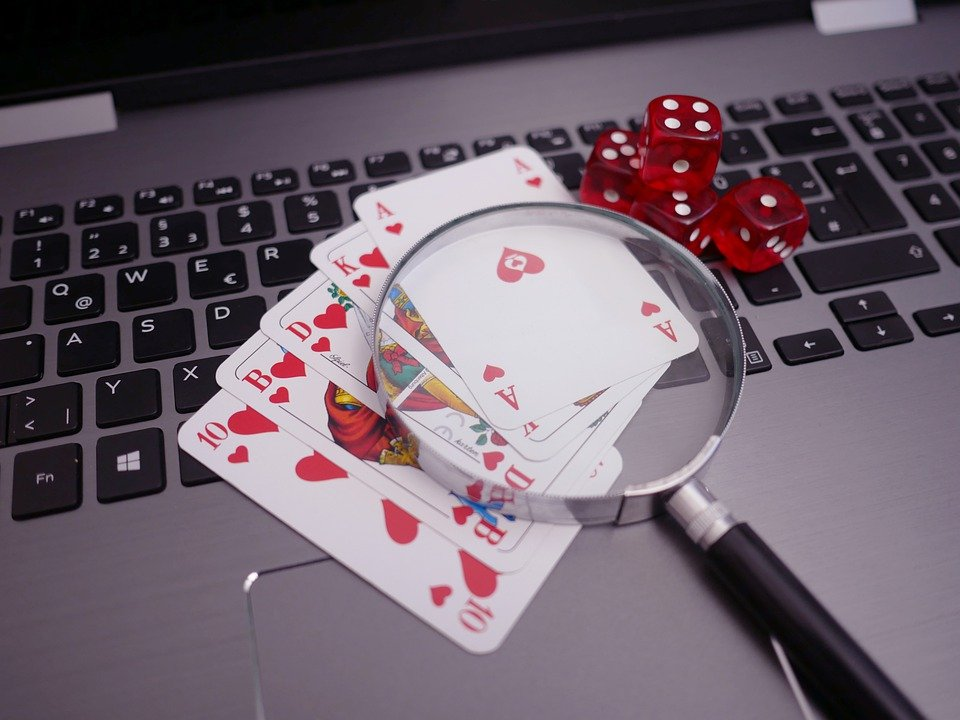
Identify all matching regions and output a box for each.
[8,382,82,444]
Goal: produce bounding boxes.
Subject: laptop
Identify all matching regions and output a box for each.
[2,1,958,717]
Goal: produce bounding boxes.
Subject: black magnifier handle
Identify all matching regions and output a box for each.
[666,480,924,720]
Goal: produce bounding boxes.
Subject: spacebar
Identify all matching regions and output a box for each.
[813,153,906,232]
[795,234,939,292]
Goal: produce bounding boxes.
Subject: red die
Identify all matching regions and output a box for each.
[699,177,809,272]
[629,185,718,256]
[638,95,722,193]
[579,128,642,214]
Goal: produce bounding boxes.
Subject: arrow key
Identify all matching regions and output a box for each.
[9,382,81,444]
[845,314,913,351]
[830,291,896,324]
[774,328,843,365]
[913,303,960,337]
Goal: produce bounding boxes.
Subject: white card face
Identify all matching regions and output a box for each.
[310,223,392,317]
[353,147,572,265]
[399,224,699,428]
[179,390,621,653]
[259,270,382,413]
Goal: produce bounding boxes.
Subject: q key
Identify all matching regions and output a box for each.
[44,274,105,324]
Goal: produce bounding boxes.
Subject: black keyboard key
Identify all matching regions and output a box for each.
[348,181,395,206]
[150,211,208,256]
[81,222,139,268]
[830,291,896,324]
[526,128,572,153]
[577,121,617,145]
[57,321,120,376]
[701,316,770,376]
[720,129,767,163]
[711,269,738,310]
[365,151,411,178]
[845,314,913,351]
[11,233,69,280]
[96,369,161,428]
[188,251,248,299]
[894,103,946,136]
[775,91,822,116]
[0,335,43,388]
[653,349,710,389]
[252,168,299,195]
[875,78,916,101]
[814,153,906,232]
[759,161,821,197]
[0,286,32,334]
[775,329,843,365]
[258,238,313,286]
[937,99,960,129]
[711,170,750,197]
[74,195,123,224]
[174,356,225,413]
[935,225,960,264]
[193,177,241,204]
[917,72,959,96]
[904,183,960,222]
[133,309,195,362]
[545,152,585,190]
[763,118,848,156]
[739,317,771,374]
[0,395,7,449]
[117,262,177,311]
[796,234,938,292]
[806,200,863,241]
[14,204,63,234]
[920,139,960,174]
[96,428,166,502]
[875,145,930,182]
[134,185,183,214]
[848,109,901,142]
[44,274,104,324]
[914,304,960,337]
[726,99,769,123]
[179,444,220,486]
[474,135,517,156]
[8,382,81,443]
[735,264,801,305]
[309,160,355,187]
[420,143,466,169]
[206,295,267,349]
[830,84,873,108]
[218,201,276,245]
[284,192,342,234]
[678,269,738,312]
[12,444,82,520]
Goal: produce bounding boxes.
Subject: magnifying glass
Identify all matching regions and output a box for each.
[372,202,921,720]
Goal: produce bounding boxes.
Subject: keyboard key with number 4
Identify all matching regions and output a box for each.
[57,321,120,376]
[218,201,275,245]
[12,444,82,520]
[96,369,162,427]
[97,428,166,502]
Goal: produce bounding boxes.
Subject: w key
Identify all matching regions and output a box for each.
[117,262,177,311]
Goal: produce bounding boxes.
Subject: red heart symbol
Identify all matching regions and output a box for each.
[452,505,474,525]
[482,364,505,383]
[641,301,661,317]
[352,273,371,288]
[271,352,306,379]
[385,223,403,235]
[466,480,484,502]
[313,303,347,330]
[359,247,389,268]
[228,407,278,436]
[311,337,331,353]
[482,451,505,471]
[228,445,249,463]
[295,451,348,482]
[525,176,542,188]
[496,247,545,283]
[269,386,289,404]
[382,499,420,544]
[430,585,452,607]
[459,550,499,598]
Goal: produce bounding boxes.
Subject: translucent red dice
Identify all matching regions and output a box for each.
[579,128,642,214]
[638,95,722,193]
[629,186,717,256]
[698,177,809,272]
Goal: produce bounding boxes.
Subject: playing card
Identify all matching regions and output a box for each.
[310,222,393,317]
[178,390,621,653]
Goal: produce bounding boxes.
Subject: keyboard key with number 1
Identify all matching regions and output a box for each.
[97,428,166,502]
[57,321,120,376]
[11,233,69,280]
[12,444,82,519]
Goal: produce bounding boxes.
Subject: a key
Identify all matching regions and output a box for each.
[8,382,81,444]
[875,77,916,101]
[74,195,123,224]
[284,192,342,233]
[57,321,120,376]
[0,286,32,334]
[81,222,139,267]
[132,309,195,362]
[917,72,959,95]
[726,99,769,123]
[95,369,162,427]
[526,128,572,153]
[309,160,356,187]
[844,315,913,351]
[0,335,43,388]
[759,161,821,197]
[830,84,873,108]
[893,103,945,136]
[775,91,822,115]
[735,264,801,305]
[188,251,248,298]
[720,128,767,163]
[96,428,166,502]
[257,238,313,286]
[937,99,960,129]
[904,183,960,223]
[935,225,960,265]
[920,139,960,174]
[914,304,960,337]
[117,262,177,311]
[14,204,63,234]
[544,153,585,190]
[364,151,411,178]
[848,109,901,142]
[875,145,930,182]
[795,234,939,292]
[419,143,466,169]
[11,233,69,280]
[11,444,82,520]
[218,201,276,245]
[173,356,225,413]
[473,135,517,155]
[829,291,896,324]
[763,118,848,155]
[206,295,266,349]
[806,200,863,242]
[44,274,105,324]
[150,211,208,256]
[774,329,844,365]
[348,181,395,206]
[711,170,751,197]
[814,153,906,232]
[179,443,220,486]
[654,350,710,389]
[577,121,617,145]
[193,177,241,204]
[134,185,183,214]
[252,168,299,195]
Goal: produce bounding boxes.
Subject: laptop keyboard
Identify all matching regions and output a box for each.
[2,71,959,521]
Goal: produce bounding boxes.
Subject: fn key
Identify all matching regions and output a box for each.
[12,444,82,519]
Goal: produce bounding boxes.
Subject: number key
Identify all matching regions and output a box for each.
[217,201,275,244]
[150,211,208,256]
[11,233,69,279]
[284,192,341,234]
[81,222,139,267]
